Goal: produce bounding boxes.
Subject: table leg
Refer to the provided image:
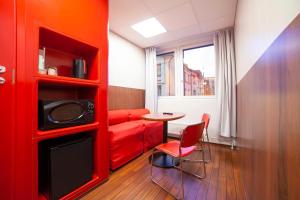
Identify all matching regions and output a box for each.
[149,120,179,168]
[163,121,168,143]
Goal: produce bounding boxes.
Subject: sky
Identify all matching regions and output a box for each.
[183,45,215,77]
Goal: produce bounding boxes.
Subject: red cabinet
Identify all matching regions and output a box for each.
[0,1,16,200]
[0,0,109,199]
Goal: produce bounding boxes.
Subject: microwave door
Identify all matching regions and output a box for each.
[48,101,85,124]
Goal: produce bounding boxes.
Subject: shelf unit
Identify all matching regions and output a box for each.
[11,1,109,200]
[34,27,105,200]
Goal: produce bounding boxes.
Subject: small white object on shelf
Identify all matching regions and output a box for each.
[38,47,46,72]
[47,67,58,76]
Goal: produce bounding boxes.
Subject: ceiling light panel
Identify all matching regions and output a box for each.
[131,17,167,38]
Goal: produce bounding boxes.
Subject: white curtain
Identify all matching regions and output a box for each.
[214,28,237,138]
[145,47,158,113]
[174,48,184,95]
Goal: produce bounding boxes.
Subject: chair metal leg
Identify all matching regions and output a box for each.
[150,150,184,200]
[197,129,212,163]
[200,143,206,178]
[179,158,184,200]
[176,143,207,179]
[174,163,206,179]
[205,129,212,162]
[150,149,154,179]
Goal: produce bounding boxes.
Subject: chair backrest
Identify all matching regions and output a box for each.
[201,113,210,129]
[180,122,205,148]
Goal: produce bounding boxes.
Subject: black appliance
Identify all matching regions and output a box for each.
[73,58,87,79]
[39,134,93,200]
[38,99,94,130]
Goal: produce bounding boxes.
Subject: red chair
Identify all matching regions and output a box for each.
[150,122,206,200]
[201,113,211,162]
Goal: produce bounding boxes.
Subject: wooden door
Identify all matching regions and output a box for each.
[0,0,15,199]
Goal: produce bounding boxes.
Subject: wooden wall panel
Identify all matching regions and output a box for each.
[237,14,300,200]
[108,86,145,110]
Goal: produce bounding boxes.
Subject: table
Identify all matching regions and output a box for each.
[142,112,185,168]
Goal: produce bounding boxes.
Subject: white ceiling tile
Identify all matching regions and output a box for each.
[109,0,237,48]
[109,0,152,27]
[144,32,178,46]
[200,15,235,33]
[156,3,198,31]
[191,0,237,22]
[170,25,201,39]
[111,25,146,44]
[142,0,188,14]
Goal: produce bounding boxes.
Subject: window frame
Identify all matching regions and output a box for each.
[156,41,217,99]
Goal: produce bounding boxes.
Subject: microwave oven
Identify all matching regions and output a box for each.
[38,99,94,130]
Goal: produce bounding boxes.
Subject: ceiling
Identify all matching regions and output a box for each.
[109,0,237,48]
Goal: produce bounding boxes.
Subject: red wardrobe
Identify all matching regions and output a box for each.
[0,0,109,199]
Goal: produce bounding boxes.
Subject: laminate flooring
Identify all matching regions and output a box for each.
[81,144,246,200]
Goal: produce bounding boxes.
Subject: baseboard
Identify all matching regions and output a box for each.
[207,136,232,146]
[168,132,232,146]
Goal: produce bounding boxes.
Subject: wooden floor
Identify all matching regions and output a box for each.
[81,144,246,200]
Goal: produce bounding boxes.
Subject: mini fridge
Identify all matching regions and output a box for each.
[39,134,93,200]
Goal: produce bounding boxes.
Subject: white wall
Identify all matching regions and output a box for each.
[235,0,300,83]
[109,31,145,89]
[158,97,231,145]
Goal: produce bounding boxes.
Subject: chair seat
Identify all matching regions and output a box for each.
[155,141,196,158]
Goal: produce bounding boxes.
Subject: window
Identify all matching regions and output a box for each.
[157,52,175,96]
[183,45,215,96]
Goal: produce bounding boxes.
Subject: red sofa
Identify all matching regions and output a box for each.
[108,109,163,170]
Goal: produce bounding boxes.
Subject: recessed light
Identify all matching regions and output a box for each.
[131,17,167,38]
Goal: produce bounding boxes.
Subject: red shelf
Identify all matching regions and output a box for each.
[34,122,99,141]
[35,74,99,87]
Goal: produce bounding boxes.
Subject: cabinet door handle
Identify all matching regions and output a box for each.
[0,77,6,84]
[0,65,6,73]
